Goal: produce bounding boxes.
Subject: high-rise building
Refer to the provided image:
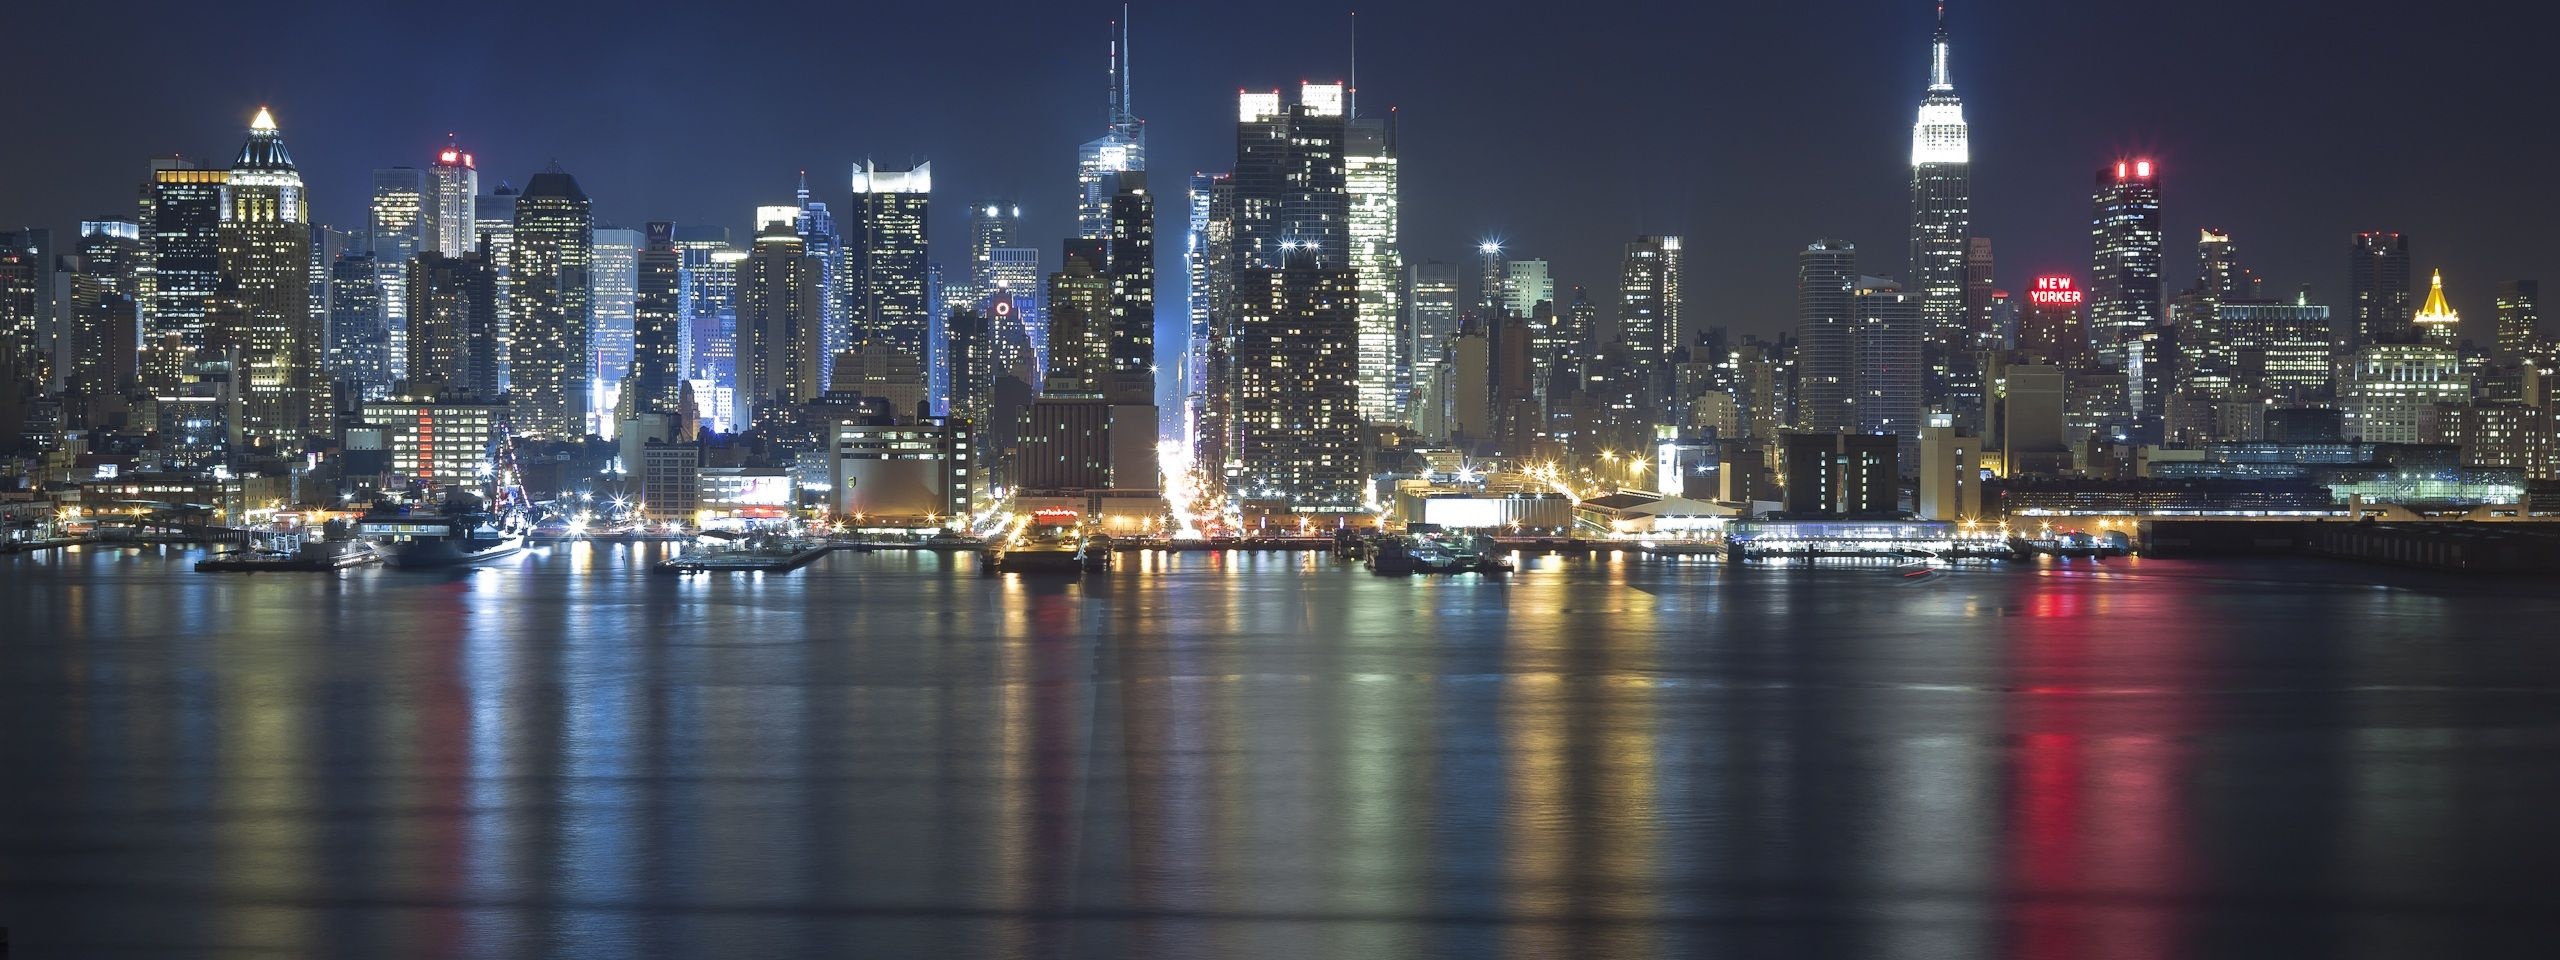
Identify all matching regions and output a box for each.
[2497,280,2542,359]
[1794,240,1858,432]
[736,215,823,426]
[405,251,501,400]
[1962,237,1996,349]
[1043,242,1112,396]
[1907,3,1971,345]
[1233,84,1349,269]
[142,159,225,389]
[792,171,845,384]
[1076,9,1145,241]
[2218,296,2334,401]
[215,107,321,449]
[327,254,388,397]
[2089,159,2163,358]
[2349,231,2413,349]
[671,225,736,385]
[988,246,1044,381]
[1185,173,1219,443]
[2340,342,2465,443]
[1620,236,1682,383]
[1104,173,1155,405]
[473,181,518,387]
[1852,277,1925,465]
[1346,112,1403,424]
[848,160,931,370]
[2017,275,2090,367]
[1475,241,1508,320]
[371,166,429,383]
[1505,258,1553,321]
[1405,259,1458,439]
[429,140,478,255]
[2412,269,2462,349]
[964,201,1019,307]
[633,222,690,416]
[510,163,594,439]
[1229,245,1362,509]
[590,226,642,424]
[68,221,144,404]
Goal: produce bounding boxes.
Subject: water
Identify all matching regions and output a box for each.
[5,544,2558,958]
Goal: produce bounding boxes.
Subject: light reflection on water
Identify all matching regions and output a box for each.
[4,544,2558,958]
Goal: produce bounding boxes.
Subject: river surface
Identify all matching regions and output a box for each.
[4,544,2558,958]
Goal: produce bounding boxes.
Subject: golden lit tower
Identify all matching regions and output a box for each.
[214,106,322,450]
[2414,269,2461,349]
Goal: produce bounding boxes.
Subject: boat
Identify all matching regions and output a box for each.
[358,497,528,568]
[985,509,1092,575]
[1368,529,1514,575]
[196,522,382,572]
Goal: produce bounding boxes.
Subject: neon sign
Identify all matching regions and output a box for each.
[2028,276,2083,307]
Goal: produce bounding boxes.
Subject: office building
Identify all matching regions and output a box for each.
[1779,430,1898,517]
[1229,245,1362,509]
[405,251,501,400]
[736,215,824,426]
[142,159,225,389]
[1997,362,2069,475]
[359,397,505,490]
[1852,277,1924,464]
[633,222,690,416]
[511,162,594,439]
[67,220,144,404]
[327,254,388,397]
[1346,112,1403,423]
[1233,83,1349,268]
[473,181,517,386]
[589,226,642,426]
[830,415,975,527]
[1105,172,1155,403]
[2017,275,2090,366]
[1963,237,1996,350]
[2496,280,2541,359]
[2412,269,2461,349]
[2349,231,2413,349]
[371,166,429,382]
[216,107,321,448]
[1918,418,1982,520]
[2089,159,2163,358]
[848,160,931,369]
[1908,4,1971,345]
[1794,240,1858,431]
[2340,343,2465,443]
[1621,236,1683,382]
[428,140,478,255]
[1076,10,1145,241]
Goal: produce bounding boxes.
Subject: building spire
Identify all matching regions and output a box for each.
[1928,3,1953,91]
[1348,11,1359,119]
[250,106,277,132]
[797,168,810,204]
[1107,4,1133,127]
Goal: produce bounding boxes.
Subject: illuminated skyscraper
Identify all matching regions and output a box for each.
[1505,258,1551,322]
[591,226,642,425]
[1475,241,1507,319]
[2413,270,2461,349]
[634,222,690,416]
[406,251,501,400]
[1963,237,1995,348]
[428,139,478,255]
[511,162,594,439]
[215,107,321,448]
[1077,8,1145,240]
[2089,159,2163,359]
[1234,83,1349,268]
[2496,280,2541,359]
[1346,112,1402,423]
[1852,277,1925,465]
[1620,236,1682,383]
[327,254,387,398]
[1231,245,1362,509]
[1043,242,1112,396]
[848,160,931,372]
[2349,231,2414,348]
[1105,172,1155,404]
[989,246,1044,381]
[474,181,517,386]
[1794,240,1858,432]
[68,220,143,404]
[960,201,1019,309]
[792,171,845,384]
[1405,259,1458,438]
[371,166,429,382]
[142,159,225,389]
[737,214,822,425]
[1908,3,1971,344]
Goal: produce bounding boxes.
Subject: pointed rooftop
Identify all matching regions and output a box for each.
[234,106,295,170]
[521,161,588,202]
[2417,270,2459,322]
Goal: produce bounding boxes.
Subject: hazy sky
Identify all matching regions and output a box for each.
[8,0,2554,347]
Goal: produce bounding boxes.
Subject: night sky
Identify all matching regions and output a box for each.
[7,0,2553,346]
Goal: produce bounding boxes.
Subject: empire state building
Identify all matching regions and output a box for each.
[1907,4,1971,344]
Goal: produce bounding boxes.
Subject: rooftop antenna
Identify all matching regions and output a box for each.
[1348,11,1359,119]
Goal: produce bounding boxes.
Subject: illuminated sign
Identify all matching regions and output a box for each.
[2028,275,2084,307]
[2114,159,2154,180]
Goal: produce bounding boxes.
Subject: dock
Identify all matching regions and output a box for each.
[654,541,835,574]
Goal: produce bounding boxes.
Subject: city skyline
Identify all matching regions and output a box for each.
[4,0,2550,344]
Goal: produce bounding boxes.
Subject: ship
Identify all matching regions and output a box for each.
[359,497,528,568]
[196,520,382,572]
[1367,527,1514,576]
[985,509,1108,574]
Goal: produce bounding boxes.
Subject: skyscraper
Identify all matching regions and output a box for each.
[963,201,1019,308]
[406,251,501,400]
[1794,240,1858,432]
[2349,231,2413,348]
[511,163,594,439]
[793,171,845,384]
[142,159,225,389]
[1505,258,1553,321]
[590,226,642,424]
[2496,280,2541,359]
[68,220,143,404]
[633,222,690,416]
[1620,236,1682,383]
[1076,8,1145,241]
[1852,277,1925,466]
[371,166,429,383]
[1962,237,1996,349]
[1105,172,1155,404]
[1231,245,1362,509]
[2089,159,2163,359]
[1346,111,1403,424]
[848,160,931,374]
[1043,241,1113,397]
[1908,3,1971,344]
[1233,84,1349,269]
[474,181,518,387]
[2413,270,2461,349]
[736,213,822,425]
[989,246,1044,381]
[215,107,320,448]
[428,139,478,256]
[1475,241,1508,319]
[327,254,387,398]
[1405,259,1458,439]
